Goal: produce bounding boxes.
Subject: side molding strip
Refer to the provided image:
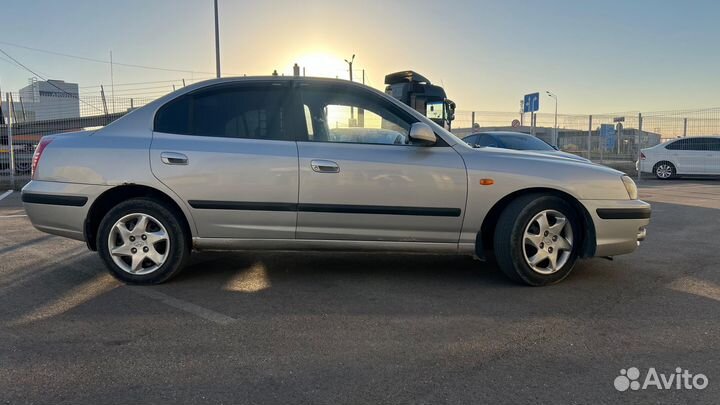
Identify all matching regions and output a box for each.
[188,200,461,217]
[596,207,651,220]
[21,193,88,207]
[298,203,461,217]
[188,200,297,211]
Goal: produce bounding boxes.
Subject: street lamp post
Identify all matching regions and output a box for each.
[344,54,355,82]
[344,54,355,122]
[214,0,221,78]
[546,91,558,146]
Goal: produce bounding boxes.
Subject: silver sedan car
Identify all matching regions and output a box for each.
[22,77,651,286]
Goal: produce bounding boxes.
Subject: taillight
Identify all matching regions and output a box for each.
[639,152,646,160]
[32,137,53,179]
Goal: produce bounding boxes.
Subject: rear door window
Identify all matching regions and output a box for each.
[154,82,296,141]
[666,139,689,150]
[708,139,720,151]
[666,138,713,151]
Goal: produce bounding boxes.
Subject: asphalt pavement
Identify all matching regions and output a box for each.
[0,179,719,404]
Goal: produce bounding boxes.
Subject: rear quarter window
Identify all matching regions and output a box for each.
[154,95,191,134]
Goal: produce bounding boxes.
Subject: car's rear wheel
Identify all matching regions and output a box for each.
[493,194,581,286]
[97,198,189,284]
[653,162,675,180]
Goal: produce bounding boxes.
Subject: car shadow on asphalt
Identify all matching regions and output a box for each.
[176,250,518,286]
[4,198,719,325]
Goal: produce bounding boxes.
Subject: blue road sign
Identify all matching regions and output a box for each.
[523,92,540,113]
[600,123,616,149]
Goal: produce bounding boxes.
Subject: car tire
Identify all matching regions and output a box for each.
[15,161,31,174]
[493,194,581,286]
[97,198,189,284]
[653,161,675,180]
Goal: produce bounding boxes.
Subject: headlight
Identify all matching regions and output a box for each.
[621,175,638,200]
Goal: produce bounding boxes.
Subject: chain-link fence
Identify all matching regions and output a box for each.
[2,87,720,189]
[452,108,720,177]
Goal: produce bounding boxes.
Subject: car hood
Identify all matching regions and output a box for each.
[478,146,592,163]
[536,150,592,163]
[462,145,621,175]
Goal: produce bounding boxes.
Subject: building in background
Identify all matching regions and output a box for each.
[18,78,80,121]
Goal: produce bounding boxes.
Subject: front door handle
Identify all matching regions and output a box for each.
[311,159,339,173]
[161,152,188,165]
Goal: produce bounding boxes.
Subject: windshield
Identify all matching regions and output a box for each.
[492,134,555,151]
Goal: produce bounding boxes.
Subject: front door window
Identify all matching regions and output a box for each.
[300,84,415,145]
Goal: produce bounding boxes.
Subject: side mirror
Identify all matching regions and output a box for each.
[446,100,456,122]
[409,122,436,145]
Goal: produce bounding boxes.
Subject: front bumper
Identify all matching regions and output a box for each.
[580,199,651,257]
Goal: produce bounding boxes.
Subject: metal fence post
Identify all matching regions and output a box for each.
[471,111,475,128]
[598,125,605,163]
[6,93,15,187]
[587,115,592,160]
[637,113,642,181]
[100,85,109,117]
[531,112,536,136]
[683,118,687,137]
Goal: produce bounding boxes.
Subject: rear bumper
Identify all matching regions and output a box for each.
[580,199,651,257]
[21,181,110,242]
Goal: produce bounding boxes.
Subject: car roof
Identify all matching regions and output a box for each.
[666,135,720,140]
[160,76,397,107]
[179,75,377,90]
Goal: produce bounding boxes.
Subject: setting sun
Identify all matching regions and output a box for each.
[292,52,349,79]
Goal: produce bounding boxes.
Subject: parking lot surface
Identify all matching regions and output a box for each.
[1,179,719,404]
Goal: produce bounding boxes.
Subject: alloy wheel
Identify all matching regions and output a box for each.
[108,213,170,275]
[522,209,574,275]
[656,164,673,179]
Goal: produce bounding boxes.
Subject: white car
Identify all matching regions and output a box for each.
[638,136,720,179]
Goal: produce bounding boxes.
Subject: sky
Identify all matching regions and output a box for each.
[1,0,719,114]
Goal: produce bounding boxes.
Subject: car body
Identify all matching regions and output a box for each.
[21,77,650,285]
[638,136,720,179]
[462,131,592,163]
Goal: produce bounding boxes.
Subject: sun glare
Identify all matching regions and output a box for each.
[293,52,348,79]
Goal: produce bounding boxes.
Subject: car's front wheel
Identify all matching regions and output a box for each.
[493,194,581,286]
[97,198,189,284]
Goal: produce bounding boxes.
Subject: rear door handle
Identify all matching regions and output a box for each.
[310,159,339,173]
[161,152,188,165]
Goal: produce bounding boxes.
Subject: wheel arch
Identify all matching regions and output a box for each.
[476,187,596,259]
[84,184,193,251]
